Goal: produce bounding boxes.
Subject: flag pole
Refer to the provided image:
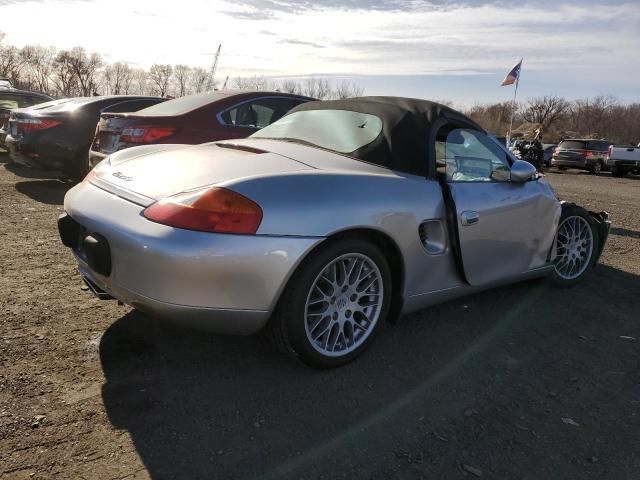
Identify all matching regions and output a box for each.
[507,59,522,146]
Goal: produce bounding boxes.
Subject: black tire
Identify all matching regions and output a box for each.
[558,166,568,171]
[549,204,600,287]
[590,161,602,175]
[612,168,625,178]
[265,237,392,368]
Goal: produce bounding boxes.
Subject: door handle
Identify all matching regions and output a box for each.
[461,211,480,226]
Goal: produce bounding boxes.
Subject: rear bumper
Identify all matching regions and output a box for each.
[6,134,78,171]
[61,181,322,334]
[550,157,591,169]
[606,158,640,170]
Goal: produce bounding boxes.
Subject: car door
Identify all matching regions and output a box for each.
[441,128,559,286]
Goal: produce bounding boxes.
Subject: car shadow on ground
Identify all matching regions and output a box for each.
[4,161,66,180]
[610,227,640,240]
[99,264,640,479]
[15,179,72,205]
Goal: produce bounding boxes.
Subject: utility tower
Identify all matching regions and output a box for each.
[206,44,222,91]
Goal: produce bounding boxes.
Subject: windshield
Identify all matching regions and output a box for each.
[251,109,383,153]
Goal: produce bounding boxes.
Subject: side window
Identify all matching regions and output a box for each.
[441,128,512,182]
[219,97,305,129]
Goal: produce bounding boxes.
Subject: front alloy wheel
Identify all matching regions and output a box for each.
[550,205,600,286]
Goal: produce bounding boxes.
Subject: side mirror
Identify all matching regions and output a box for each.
[510,160,537,183]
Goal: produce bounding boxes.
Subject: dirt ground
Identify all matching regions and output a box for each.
[1,153,639,480]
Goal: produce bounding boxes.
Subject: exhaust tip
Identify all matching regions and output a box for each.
[82,275,114,301]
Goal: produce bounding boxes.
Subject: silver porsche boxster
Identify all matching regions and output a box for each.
[59,97,610,367]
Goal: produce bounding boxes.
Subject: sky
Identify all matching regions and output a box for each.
[1,0,639,106]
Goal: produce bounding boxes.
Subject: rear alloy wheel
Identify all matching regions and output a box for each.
[267,238,391,367]
[550,205,600,286]
[590,161,602,175]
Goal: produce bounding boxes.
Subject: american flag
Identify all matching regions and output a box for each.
[501,59,522,86]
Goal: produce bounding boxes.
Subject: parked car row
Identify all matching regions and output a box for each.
[1,90,313,180]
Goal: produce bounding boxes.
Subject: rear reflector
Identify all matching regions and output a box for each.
[143,187,263,234]
[121,126,176,144]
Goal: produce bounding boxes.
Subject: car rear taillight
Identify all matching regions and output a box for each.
[121,126,176,144]
[581,151,594,158]
[143,187,263,234]
[553,147,560,156]
[17,118,62,134]
[607,145,612,159]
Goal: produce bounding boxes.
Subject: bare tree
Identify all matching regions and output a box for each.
[521,95,570,129]
[173,64,191,97]
[51,50,79,96]
[334,80,363,99]
[103,62,134,95]
[466,101,518,135]
[19,45,55,93]
[189,67,209,93]
[567,95,618,138]
[149,64,173,96]
[279,80,301,95]
[0,44,25,86]
[233,75,272,90]
[63,47,103,95]
[316,78,331,99]
[303,77,318,98]
[131,68,148,95]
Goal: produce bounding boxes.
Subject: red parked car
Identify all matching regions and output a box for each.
[89,90,314,169]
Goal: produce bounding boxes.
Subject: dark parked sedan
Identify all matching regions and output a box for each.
[6,95,165,179]
[88,90,313,169]
[0,88,52,147]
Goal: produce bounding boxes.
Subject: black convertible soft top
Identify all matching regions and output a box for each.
[287,96,484,176]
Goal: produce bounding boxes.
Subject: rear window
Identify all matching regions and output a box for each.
[251,109,383,153]
[0,93,46,110]
[136,92,228,116]
[101,98,165,113]
[559,140,587,150]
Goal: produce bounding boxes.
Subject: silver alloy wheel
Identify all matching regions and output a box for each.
[304,253,383,357]
[593,162,602,174]
[554,215,594,280]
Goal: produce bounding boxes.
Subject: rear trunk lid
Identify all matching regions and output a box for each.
[92,113,178,154]
[90,142,314,204]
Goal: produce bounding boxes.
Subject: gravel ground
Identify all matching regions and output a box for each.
[1,153,639,480]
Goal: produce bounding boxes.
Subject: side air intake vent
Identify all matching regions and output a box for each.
[418,220,447,255]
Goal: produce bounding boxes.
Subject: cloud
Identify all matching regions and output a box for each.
[279,38,325,48]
